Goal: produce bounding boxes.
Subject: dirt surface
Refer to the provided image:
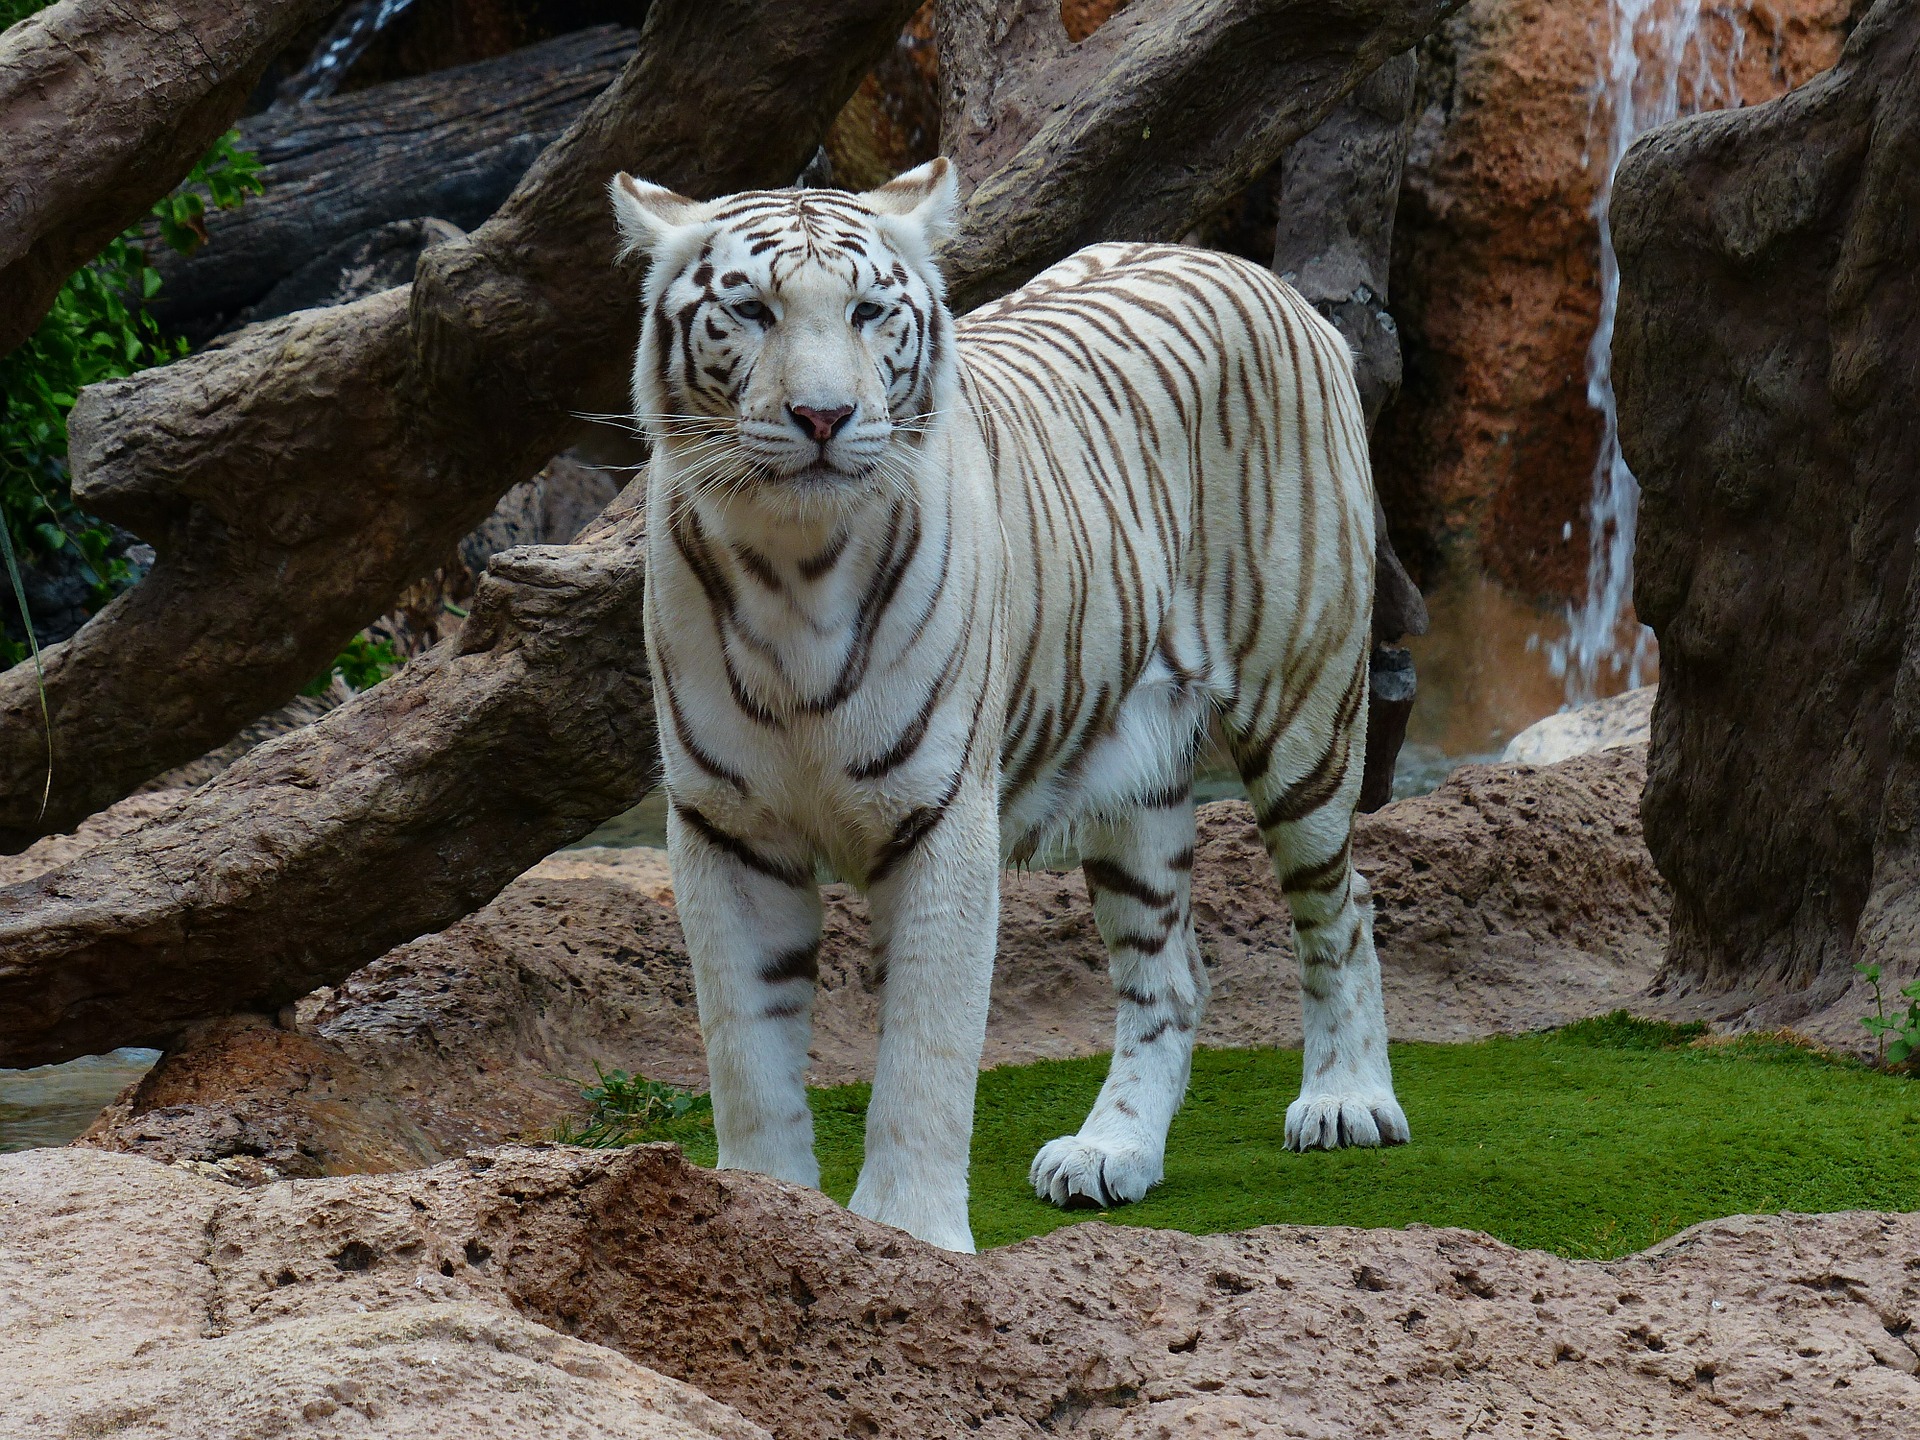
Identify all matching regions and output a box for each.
[6,1143,1916,1438]
[59,748,1669,1174]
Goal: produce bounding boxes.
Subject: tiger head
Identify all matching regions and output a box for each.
[611,159,959,504]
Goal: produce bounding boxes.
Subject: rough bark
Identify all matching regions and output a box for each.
[0,0,342,359]
[0,0,922,849]
[150,25,641,336]
[0,0,1468,1062]
[1271,50,1426,637]
[0,523,654,1065]
[936,0,1463,313]
[1616,0,1920,1013]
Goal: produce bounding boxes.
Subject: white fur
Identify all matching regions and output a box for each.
[616,168,1405,1252]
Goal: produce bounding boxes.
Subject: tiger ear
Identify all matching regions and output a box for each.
[862,157,960,245]
[609,172,708,257]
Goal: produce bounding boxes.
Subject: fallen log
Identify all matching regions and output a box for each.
[0,524,655,1064]
[0,0,341,358]
[0,0,922,849]
[0,0,1464,1064]
[149,24,642,335]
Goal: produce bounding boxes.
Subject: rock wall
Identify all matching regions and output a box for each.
[1375,0,1854,594]
[1615,0,1920,1011]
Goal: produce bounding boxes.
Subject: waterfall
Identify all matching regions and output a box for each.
[1550,0,1750,703]
[284,0,420,106]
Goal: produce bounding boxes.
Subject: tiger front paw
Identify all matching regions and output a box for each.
[1029,1134,1163,1209]
[1284,1090,1410,1151]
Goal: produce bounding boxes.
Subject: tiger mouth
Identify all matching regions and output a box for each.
[776,461,868,487]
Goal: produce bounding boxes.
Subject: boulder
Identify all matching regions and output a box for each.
[76,748,1667,1173]
[1501,684,1654,765]
[1616,0,1920,1016]
[5,1143,1917,1437]
[1375,0,1852,593]
[0,1147,768,1439]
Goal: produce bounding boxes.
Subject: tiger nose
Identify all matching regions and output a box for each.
[787,403,855,444]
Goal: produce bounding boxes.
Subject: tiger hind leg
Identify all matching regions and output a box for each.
[1230,663,1409,1150]
[1030,787,1208,1207]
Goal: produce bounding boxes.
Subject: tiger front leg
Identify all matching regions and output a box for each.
[1031,796,1208,1209]
[667,803,824,1188]
[848,788,999,1254]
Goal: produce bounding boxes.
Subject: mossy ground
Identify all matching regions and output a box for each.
[578,1015,1920,1259]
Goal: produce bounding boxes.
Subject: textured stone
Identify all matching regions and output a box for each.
[0,1148,768,1440]
[1616,0,1920,1018]
[6,1144,1917,1438]
[1501,684,1655,764]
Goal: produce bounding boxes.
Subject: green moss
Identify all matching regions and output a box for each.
[579,1013,1920,1259]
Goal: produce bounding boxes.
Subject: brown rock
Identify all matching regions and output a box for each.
[7,1144,1917,1437]
[1616,0,1920,1015]
[82,748,1667,1170]
[1376,0,1851,594]
[0,1147,769,1439]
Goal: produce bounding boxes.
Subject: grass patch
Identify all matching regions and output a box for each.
[566,1013,1920,1259]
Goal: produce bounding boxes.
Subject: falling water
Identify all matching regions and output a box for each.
[283,0,420,105]
[1551,0,1750,703]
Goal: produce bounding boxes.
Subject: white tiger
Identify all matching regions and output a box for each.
[611,157,1407,1254]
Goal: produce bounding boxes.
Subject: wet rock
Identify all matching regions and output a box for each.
[1617,0,1920,1016]
[1375,0,1852,594]
[78,748,1666,1167]
[1501,684,1655,765]
[6,1143,1918,1437]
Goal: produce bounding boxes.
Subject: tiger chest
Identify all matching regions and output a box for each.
[648,554,998,878]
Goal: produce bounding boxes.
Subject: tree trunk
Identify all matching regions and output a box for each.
[936,0,1460,313]
[0,0,342,359]
[1266,51,1429,809]
[1617,0,1920,1015]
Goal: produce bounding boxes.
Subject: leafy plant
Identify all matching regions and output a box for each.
[0,0,264,666]
[1857,962,1920,1068]
[301,634,405,697]
[551,1065,712,1148]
